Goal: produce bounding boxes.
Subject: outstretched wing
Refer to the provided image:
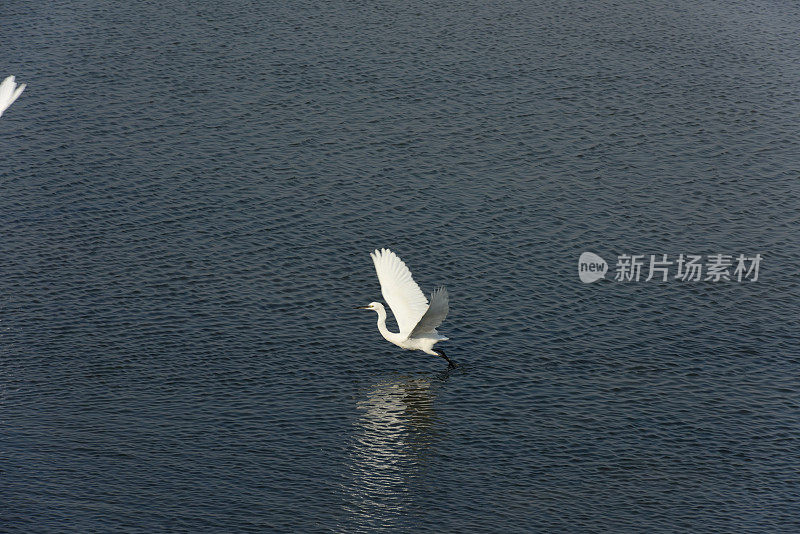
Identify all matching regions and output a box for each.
[0,76,26,117]
[370,248,429,336]
[409,287,449,337]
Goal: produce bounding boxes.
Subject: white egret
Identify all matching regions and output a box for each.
[356,248,455,368]
[0,76,26,118]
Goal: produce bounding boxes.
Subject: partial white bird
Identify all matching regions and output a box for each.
[356,248,455,368]
[0,75,26,118]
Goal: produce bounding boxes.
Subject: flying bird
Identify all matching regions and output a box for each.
[0,76,26,118]
[357,248,455,368]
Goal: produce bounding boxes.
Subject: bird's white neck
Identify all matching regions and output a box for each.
[374,303,403,344]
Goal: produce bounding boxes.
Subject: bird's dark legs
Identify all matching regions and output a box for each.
[435,349,457,369]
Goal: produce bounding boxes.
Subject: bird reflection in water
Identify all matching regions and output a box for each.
[343,372,449,528]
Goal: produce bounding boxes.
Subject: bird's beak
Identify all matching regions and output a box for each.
[354,305,370,309]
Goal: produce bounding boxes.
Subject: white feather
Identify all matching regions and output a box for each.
[0,75,26,118]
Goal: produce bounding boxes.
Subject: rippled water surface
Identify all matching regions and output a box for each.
[3,0,800,532]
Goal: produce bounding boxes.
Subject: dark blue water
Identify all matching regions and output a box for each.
[3,0,800,532]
